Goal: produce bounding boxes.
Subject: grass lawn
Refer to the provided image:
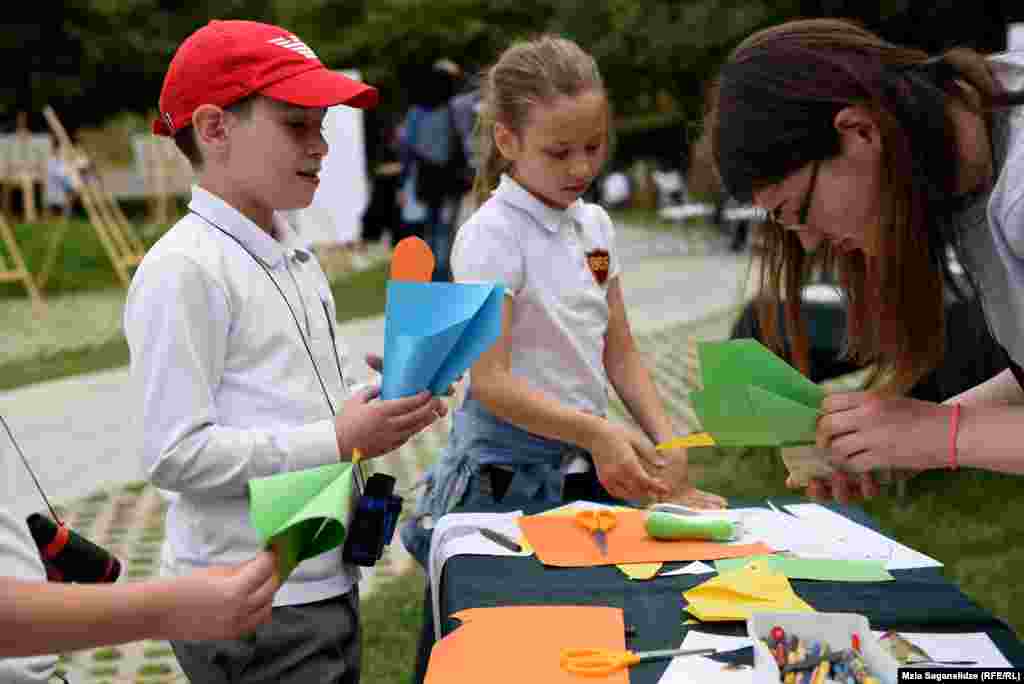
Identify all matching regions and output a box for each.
[362,569,429,684]
[0,215,391,390]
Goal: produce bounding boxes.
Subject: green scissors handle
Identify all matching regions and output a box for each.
[560,647,716,676]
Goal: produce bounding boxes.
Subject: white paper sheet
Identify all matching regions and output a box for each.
[659,561,716,577]
[784,503,943,570]
[427,510,530,638]
[873,631,1013,668]
[658,631,754,684]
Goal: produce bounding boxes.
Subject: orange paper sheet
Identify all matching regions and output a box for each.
[424,605,628,684]
[518,509,774,567]
[391,236,435,281]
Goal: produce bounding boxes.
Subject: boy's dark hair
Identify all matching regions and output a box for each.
[173,96,256,169]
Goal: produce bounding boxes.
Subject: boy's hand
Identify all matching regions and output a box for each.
[336,385,446,458]
[159,551,280,641]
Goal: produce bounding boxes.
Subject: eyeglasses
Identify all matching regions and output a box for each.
[765,160,820,229]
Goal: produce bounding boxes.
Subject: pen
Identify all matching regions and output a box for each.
[478,527,522,553]
[766,499,799,518]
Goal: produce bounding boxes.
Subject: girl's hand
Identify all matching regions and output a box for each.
[818,392,952,472]
[637,439,727,508]
[588,423,671,501]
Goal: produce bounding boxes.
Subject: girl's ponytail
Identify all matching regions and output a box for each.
[470,94,509,210]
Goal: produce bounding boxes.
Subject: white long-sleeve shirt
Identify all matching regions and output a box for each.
[124,186,357,606]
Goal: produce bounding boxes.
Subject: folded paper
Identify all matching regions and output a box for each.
[683,559,815,621]
[381,280,504,399]
[518,509,773,567]
[714,554,894,582]
[424,606,628,684]
[249,462,355,580]
[689,339,825,447]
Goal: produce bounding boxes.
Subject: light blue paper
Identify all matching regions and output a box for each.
[381,280,504,399]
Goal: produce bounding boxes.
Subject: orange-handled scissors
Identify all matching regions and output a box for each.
[574,509,617,556]
[560,647,717,676]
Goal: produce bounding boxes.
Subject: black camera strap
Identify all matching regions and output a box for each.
[189,210,366,494]
[2,413,62,525]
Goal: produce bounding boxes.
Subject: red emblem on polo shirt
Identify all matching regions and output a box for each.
[586,248,610,285]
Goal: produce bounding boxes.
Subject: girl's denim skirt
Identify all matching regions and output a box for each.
[399,395,613,567]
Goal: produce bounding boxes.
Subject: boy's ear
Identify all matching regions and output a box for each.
[192,104,230,153]
[493,122,520,163]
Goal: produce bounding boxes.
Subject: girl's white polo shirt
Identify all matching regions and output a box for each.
[451,174,621,416]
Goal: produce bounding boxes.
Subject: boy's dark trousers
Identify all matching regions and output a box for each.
[171,589,359,684]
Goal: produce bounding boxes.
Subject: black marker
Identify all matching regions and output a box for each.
[478,527,522,553]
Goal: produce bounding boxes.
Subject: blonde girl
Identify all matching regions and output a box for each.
[402,34,724,566]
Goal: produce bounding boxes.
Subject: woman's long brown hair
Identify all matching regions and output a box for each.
[705,18,1011,393]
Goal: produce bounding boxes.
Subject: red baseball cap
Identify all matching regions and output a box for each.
[153,19,378,136]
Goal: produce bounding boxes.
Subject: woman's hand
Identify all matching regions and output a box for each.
[793,391,951,503]
[818,392,952,472]
[587,422,671,501]
[790,470,881,503]
[159,551,281,642]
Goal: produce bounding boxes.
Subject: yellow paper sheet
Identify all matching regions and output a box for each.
[656,432,717,450]
[617,562,662,580]
[682,560,815,621]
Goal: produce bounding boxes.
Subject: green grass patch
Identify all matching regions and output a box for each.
[136,663,173,676]
[329,260,389,322]
[0,337,130,392]
[361,568,428,684]
[120,481,147,495]
[87,665,118,677]
[91,647,122,662]
[0,259,389,392]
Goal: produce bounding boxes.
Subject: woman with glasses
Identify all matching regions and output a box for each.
[703,18,1024,501]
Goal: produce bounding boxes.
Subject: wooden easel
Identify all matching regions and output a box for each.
[0,210,45,312]
[136,134,188,226]
[41,106,146,288]
[0,114,49,223]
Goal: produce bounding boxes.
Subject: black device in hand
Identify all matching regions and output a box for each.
[26,513,122,583]
[342,473,403,567]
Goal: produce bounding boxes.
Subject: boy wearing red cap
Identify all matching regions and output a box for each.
[126,20,446,683]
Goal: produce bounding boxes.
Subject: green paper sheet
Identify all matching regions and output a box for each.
[690,339,825,447]
[699,339,824,407]
[714,554,893,582]
[249,462,356,581]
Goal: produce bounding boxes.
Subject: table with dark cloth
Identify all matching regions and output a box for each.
[411,496,1024,684]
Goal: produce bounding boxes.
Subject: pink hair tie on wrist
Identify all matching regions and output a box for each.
[948,404,961,470]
